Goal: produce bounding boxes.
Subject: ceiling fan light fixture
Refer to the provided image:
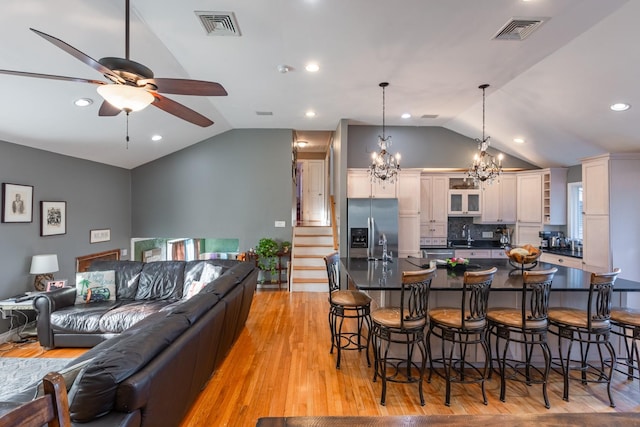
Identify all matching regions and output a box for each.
[74,98,93,107]
[97,85,154,112]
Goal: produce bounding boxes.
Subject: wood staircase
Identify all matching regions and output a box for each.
[289,226,335,292]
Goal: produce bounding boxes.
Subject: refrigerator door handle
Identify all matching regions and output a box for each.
[367,216,374,260]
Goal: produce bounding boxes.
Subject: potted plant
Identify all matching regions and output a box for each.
[280,241,291,254]
[256,237,279,283]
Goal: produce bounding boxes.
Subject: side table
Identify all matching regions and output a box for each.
[0,292,41,340]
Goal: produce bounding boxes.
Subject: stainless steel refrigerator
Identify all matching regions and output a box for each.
[347,198,399,259]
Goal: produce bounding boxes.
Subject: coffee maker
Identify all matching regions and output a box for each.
[539,231,563,249]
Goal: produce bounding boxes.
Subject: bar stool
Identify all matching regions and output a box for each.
[487,267,557,408]
[370,267,436,406]
[610,306,640,389]
[547,268,620,407]
[324,252,372,369]
[427,267,497,406]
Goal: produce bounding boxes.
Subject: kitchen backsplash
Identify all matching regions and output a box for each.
[447,217,514,243]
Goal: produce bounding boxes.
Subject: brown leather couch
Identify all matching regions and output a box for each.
[20,259,257,426]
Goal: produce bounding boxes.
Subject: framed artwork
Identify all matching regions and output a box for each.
[41,201,66,236]
[90,228,111,243]
[1,183,33,223]
[46,280,68,291]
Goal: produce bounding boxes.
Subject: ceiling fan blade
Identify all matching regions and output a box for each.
[151,93,214,127]
[0,69,106,85]
[139,78,228,96]
[30,28,125,84]
[98,101,122,116]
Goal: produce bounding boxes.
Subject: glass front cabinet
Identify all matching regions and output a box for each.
[448,190,481,216]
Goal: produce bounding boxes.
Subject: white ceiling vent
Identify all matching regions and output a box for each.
[493,17,548,41]
[195,11,241,36]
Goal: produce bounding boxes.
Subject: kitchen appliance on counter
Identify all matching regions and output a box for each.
[348,198,398,260]
[539,231,568,249]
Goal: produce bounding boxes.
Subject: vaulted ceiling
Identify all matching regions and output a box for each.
[0,0,637,169]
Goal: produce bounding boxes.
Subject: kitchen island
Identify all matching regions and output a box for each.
[341,257,640,364]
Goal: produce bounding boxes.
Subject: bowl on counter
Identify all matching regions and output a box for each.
[505,244,541,265]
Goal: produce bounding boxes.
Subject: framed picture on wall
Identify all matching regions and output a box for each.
[41,201,66,236]
[1,183,33,223]
[90,228,111,243]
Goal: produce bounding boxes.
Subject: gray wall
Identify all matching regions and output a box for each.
[0,140,131,331]
[131,129,294,254]
[347,125,536,170]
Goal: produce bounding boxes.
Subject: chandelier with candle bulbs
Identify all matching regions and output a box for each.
[370,82,401,184]
[467,84,503,187]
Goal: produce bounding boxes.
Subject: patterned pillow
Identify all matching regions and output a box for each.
[184,280,206,299]
[75,271,116,304]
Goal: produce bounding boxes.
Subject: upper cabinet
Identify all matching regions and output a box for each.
[347,169,397,198]
[448,189,481,216]
[582,158,609,215]
[516,168,567,225]
[478,174,516,223]
[420,175,448,224]
[397,170,421,214]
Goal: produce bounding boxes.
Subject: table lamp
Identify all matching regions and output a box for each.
[30,254,59,291]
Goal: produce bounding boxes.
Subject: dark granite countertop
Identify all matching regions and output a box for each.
[340,257,638,292]
[543,248,583,259]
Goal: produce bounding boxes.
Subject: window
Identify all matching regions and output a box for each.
[567,182,583,240]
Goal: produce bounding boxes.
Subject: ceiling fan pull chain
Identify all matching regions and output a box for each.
[125,111,130,149]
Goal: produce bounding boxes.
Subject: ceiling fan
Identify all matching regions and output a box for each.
[0,0,226,128]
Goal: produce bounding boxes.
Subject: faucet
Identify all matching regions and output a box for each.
[462,224,473,246]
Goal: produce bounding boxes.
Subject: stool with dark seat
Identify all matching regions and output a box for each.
[324,252,372,369]
[370,267,436,406]
[547,268,620,407]
[427,267,497,406]
[611,305,640,389]
[487,267,557,408]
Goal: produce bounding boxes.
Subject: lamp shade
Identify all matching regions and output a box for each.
[97,84,154,112]
[30,254,59,275]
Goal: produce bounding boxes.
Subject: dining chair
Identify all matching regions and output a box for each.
[370,267,436,406]
[427,266,497,406]
[487,267,557,408]
[547,268,620,407]
[0,372,71,427]
[610,306,640,390]
[324,252,372,369]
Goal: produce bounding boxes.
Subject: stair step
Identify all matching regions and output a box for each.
[293,265,325,271]
[292,277,327,284]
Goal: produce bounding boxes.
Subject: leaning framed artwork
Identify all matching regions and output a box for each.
[1,183,33,223]
[41,201,66,236]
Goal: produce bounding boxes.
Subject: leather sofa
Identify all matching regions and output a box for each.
[21,258,258,426]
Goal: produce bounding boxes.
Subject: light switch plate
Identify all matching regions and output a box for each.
[121,249,128,257]
[275,221,286,228]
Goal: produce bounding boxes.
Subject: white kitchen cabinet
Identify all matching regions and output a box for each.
[455,249,491,259]
[347,168,397,198]
[540,252,583,269]
[398,214,421,258]
[397,170,421,214]
[478,174,516,223]
[420,175,448,239]
[581,153,640,279]
[491,249,509,259]
[397,170,421,258]
[515,168,567,245]
[516,172,543,223]
[448,190,481,216]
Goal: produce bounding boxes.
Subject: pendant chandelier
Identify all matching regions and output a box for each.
[370,82,400,184]
[466,84,503,187]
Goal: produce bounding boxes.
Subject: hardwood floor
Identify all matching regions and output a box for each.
[3,290,640,426]
[181,290,640,426]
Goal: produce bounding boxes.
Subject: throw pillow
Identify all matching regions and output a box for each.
[184,280,206,299]
[75,271,116,304]
[200,263,223,283]
[35,357,95,398]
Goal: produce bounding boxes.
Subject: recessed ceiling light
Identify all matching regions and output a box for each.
[305,110,316,118]
[74,98,93,107]
[401,113,411,119]
[610,103,630,111]
[513,137,525,144]
[305,63,319,72]
[296,140,308,147]
[151,135,162,142]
